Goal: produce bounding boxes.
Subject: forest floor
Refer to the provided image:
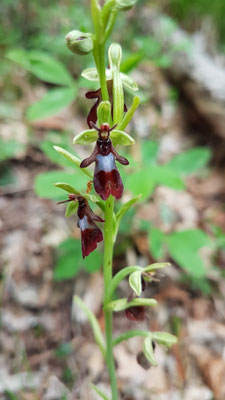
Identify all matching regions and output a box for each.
[1,63,225,400]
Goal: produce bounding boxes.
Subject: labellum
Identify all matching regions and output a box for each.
[80,123,129,200]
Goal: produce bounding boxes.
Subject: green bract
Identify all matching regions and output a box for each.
[115,0,137,11]
[66,30,94,55]
[81,67,138,91]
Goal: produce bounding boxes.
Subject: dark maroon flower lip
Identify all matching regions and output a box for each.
[125,306,145,321]
[80,123,129,200]
[58,194,104,258]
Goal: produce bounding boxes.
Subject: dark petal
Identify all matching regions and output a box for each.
[94,169,124,200]
[125,306,145,321]
[111,147,129,165]
[85,88,101,128]
[87,98,100,128]
[88,208,105,223]
[80,144,99,168]
[81,226,103,258]
[85,88,101,99]
[136,351,151,370]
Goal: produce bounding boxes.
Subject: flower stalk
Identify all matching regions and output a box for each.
[56,1,177,399]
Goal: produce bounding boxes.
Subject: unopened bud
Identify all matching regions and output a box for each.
[66,30,93,55]
[115,0,137,11]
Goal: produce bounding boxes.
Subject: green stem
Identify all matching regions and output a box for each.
[98,43,109,101]
[103,195,118,400]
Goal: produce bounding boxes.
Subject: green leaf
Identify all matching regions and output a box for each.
[28,52,73,86]
[129,271,142,296]
[167,229,211,277]
[53,146,92,178]
[34,171,88,200]
[110,129,135,146]
[74,296,105,357]
[40,140,75,168]
[105,297,157,312]
[150,165,185,190]
[97,101,111,125]
[167,147,211,176]
[73,129,97,145]
[7,49,73,86]
[91,384,110,400]
[151,332,177,347]
[66,201,78,217]
[141,141,159,166]
[26,87,77,121]
[83,250,103,273]
[143,337,157,366]
[126,168,155,198]
[148,227,165,259]
[54,182,81,195]
[120,72,138,91]
[6,48,31,70]
[54,238,82,280]
[0,138,25,162]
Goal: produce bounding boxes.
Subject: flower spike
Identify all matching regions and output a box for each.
[80,123,129,200]
[58,194,104,258]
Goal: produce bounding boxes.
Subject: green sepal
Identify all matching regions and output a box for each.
[110,129,135,146]
[82,194,101,203]
[73,129,97,145]
[91,384,110,400]
[54,182,80,195]
[151,331,177,347]
[97,101,111,125]
[74,296,106,358]
[53,146,92,178]
[81,67,112,81]
[143,337,157,366]
[129,271,142,296]
[115,0,137,11]
[120,72,138,91]
[105,297,157,312]
[66,201,78,217]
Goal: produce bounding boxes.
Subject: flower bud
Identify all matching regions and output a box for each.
[108,43,122,70]
[115,0,137,11]
[66,30,93,55]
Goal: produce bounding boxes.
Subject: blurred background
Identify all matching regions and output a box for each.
[1,0,225,399]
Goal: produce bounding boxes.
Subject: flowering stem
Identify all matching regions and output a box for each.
[103,195,118,399]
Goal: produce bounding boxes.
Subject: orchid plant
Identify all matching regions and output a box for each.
[54,1,177,399]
